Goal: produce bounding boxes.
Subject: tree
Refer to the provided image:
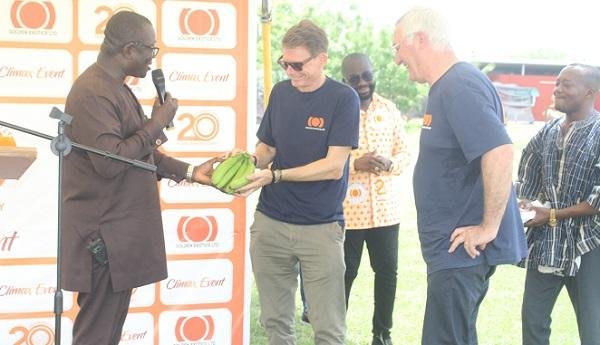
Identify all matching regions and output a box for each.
[256,1,427,115]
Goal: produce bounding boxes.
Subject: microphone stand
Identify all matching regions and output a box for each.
[0,107,156,345]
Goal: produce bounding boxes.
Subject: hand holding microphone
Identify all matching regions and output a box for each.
[151,69,177,129]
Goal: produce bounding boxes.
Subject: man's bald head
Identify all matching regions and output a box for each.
[341,53,376,103]
[341,53,372,76]
[101,11,153,55]
[564,63,600,92]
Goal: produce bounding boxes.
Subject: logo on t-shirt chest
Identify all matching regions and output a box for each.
[422,113,432,130]
[305,116,326,131]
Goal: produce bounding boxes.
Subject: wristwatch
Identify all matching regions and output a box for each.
[548,208,557,227]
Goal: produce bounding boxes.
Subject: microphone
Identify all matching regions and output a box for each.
[151,69,173,129]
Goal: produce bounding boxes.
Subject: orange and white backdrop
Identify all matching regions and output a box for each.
[0,1,255,344]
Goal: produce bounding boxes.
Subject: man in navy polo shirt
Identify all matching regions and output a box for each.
[393,7,527,344]
[237,20,359,344]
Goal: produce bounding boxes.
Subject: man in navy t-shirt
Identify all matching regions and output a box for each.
[393,8,527,345]
[237,20,359,345]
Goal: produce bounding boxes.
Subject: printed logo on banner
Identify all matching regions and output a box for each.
[0,0,72,42]
[0,265,74,313]
[11,1,56,30]
[120,313,154,344]
[161,259,233,305]
[78,1,156,45]
[93,4,136,36]
[162,209,234,254]
[175,316,215,342]
[178,216,218,243]
[179,113,220,141]
[162,1,236,49]
[0,48,72,98]
[9,323,53,345]
[162,107,236,152]
[179,9,219,36]
[162,54,236,101]
[159,309,232,345]
[0,281,56,298]
[0,318,72,345]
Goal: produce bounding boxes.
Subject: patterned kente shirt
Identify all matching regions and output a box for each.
[515,111,600,276]
[343,93,411,230]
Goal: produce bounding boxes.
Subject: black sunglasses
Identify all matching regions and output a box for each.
[277,55,316,72]
[128,41,160,58]
[346,71,374,86]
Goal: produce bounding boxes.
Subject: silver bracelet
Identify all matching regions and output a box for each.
[186,164,194,183]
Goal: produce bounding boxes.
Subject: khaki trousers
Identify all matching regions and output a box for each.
[250,211,346,345]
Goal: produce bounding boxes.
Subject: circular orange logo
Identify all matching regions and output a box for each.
[11,1,56,30]
[179,8,220,36]
[175,316,215,341]
[177,216,218,243]
[307,116,324,128]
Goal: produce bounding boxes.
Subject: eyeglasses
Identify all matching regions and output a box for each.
[129,41,160,58]
[277,55,316,72]
[346,71,374,86]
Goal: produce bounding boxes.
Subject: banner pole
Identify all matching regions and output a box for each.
[261,0,273,107]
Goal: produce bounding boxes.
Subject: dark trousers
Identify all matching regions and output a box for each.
[344,224,399,337]
[422,263,496,345]
[72,261,132,345]
[522,246,600,345]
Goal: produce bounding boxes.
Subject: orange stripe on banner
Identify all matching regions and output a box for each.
[0,309,78,320]
[0,258,56,266]
[0,97,67,104]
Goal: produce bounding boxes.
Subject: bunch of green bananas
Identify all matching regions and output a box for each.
[211,153,255,194]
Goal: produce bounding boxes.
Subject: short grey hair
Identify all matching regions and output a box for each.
[396,7,451,48]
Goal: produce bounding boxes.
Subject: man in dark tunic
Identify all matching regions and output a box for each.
[61,11,219,344]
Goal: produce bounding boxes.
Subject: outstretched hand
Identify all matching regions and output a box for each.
[192,156,224,185]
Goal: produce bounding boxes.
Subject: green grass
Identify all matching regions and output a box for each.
[250,121,580,345]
